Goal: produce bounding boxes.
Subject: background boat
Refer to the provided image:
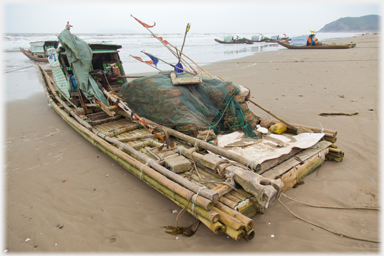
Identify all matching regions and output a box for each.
[19,40,59,62]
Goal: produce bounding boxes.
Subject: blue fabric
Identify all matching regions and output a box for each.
[144,52,159,66]
[174,62,183,73]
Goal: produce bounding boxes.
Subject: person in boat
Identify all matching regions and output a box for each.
[307,34,318,46]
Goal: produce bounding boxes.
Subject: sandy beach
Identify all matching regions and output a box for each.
[4,34,380,253]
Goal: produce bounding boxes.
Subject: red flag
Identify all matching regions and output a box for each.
[132,16,156,28]
[132,56,143,62]
[132,56,154,65]
[156,36,168,45]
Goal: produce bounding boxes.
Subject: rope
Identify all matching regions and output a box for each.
[214,159,250,177]
[139,160,150,180]
[209,93,236,130]
[281,193,379,210]
[191,186,206,217]
[91,131,100,145]
[278,198,379,243]
[194,140,199,151]
[319,122,324,133]
[246,159,257,171]
[177,146,184,155]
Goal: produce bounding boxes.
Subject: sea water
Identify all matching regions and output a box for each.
[3,32,360,74]
[2,32,359,101]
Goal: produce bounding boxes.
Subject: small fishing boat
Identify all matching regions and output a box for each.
[251,35,275,43]
[214,35,253,44]
[37,23,343,241]
[20,40,59,62]
[277,34,356,49]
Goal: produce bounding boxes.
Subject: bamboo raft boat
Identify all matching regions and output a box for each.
[214,38,253,44]
[20,41,59,62]
[37,25,344,241]
[277,40,356,49]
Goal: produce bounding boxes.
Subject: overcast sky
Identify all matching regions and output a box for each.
[2,1,382,34]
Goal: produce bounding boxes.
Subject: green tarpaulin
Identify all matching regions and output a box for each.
[58,29,109,106]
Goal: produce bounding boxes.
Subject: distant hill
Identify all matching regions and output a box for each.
[318,15,380,32]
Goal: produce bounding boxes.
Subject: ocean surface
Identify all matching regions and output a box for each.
[2,32,359,101]
[3,32,360,74]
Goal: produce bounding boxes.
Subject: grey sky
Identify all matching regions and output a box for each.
[2,1,381,34]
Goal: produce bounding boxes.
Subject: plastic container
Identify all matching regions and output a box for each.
[70,74,77,92]
[269,123,287,134]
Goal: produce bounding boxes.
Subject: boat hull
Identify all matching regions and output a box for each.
[214,39,253,44]
[277,41,356,49]
[20,47,49,62]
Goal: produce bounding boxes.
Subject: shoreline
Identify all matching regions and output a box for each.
[4,33,380,252]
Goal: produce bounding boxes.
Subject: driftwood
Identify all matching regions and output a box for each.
[319,112,358,116]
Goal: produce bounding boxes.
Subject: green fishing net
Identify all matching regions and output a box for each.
[118,71,258,137]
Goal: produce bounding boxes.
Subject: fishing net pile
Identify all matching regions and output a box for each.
[118,71,260,137]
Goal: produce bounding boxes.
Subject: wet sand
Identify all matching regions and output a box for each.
[4,34,380,253]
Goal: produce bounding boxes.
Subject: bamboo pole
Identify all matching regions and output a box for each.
[130,54,162,72]
[118,133,162,143]
[130,15,196,74]
[244,229,255,240]
[212,207,245,231]
[289,123,337,136]
[225,225,246,241]
[248,99,298,132]
[172,46,213,78]
[141,51,196,75]
[98,87,219,202]
[106,123,140,137]
[163,127,261,171]
[177,145,283,210]
[215,202,254,231]
[280,150,327,193]
[219,197,238,209]
[199,216,226,235]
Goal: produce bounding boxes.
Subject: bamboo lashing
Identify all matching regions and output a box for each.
[175,145,283,210]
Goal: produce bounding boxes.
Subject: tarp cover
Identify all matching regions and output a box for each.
[57,29,109,106]
[224,35,234,42]
[290,34,312,46]
[118,71,258,137]
[48,50,71,99]
[217,131,325,164]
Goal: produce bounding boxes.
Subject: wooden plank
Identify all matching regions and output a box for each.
[262,140,331,179]
[258,147,302,174]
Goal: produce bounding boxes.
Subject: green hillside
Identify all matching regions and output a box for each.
[319,15,380,32]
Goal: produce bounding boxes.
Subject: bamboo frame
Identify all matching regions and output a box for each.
[39,66,215,211]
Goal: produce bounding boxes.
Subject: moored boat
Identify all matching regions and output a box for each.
[214,35,253,44]
[277,34,356,49]
[251,34,275,43]
[37,24,344,241]
[20,40,59,62]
